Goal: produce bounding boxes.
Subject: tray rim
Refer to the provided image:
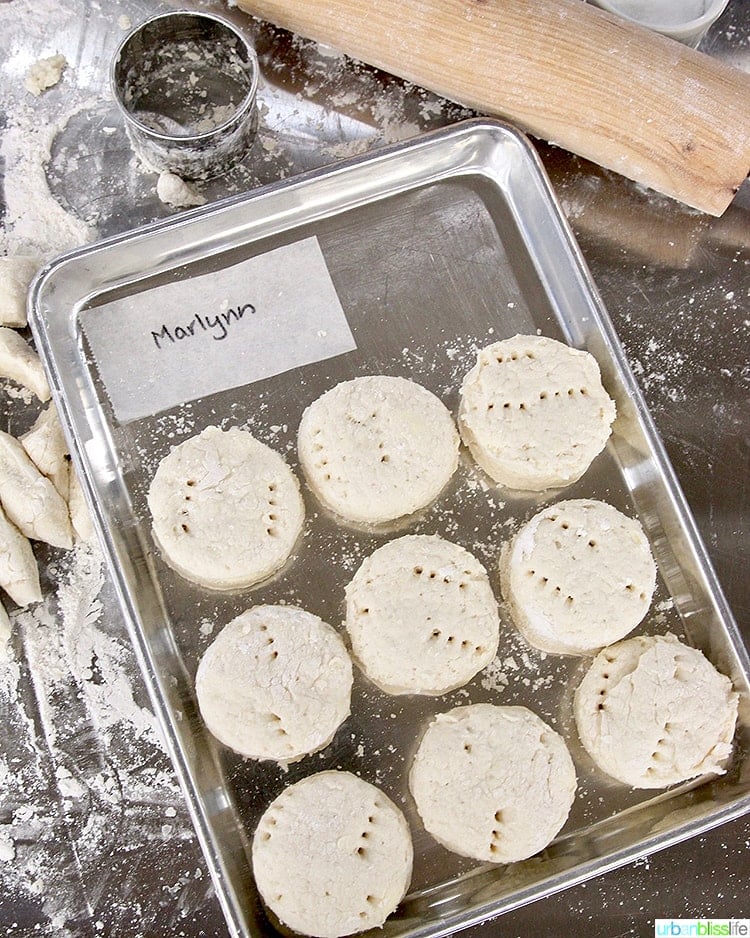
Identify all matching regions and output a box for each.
[29,116,750,938]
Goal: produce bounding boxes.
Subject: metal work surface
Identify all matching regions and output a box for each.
[1,1,749,936]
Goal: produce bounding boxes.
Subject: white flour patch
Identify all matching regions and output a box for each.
[0,541,190,928]
[0,101,97,258]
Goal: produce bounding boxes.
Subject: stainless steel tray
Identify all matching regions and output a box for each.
[29,119,750,938]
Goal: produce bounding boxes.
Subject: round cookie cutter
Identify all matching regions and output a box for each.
[111,10,259,179]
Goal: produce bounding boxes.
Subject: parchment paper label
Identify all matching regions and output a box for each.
[80,237,357,423]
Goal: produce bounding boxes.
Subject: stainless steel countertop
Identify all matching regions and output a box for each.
[0,0,748,935]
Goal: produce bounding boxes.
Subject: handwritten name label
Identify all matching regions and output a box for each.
[151,304,255,347]
[80,237,356,423]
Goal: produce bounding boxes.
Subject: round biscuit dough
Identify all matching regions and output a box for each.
[574,633,738,789]
[500,499,656,656]
[252,770,413,938]
[409,704,576,864]
[196,605,353,763]
[458,334,616,490]
[147,426,304,590]
[345,534,499,695]
[298,375,459,524]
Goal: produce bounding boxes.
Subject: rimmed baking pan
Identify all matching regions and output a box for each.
[29,119,750,938]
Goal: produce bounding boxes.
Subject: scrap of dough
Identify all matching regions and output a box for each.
[196,605,353,763]
[252,770,413,938]
[298,375,459,524]
[0,429,72,549]
[345,534,499,695]
[0,600,10,649]
[499,499,656,656]
[156,172,206,208]
[458,334,616,490]
[0,256,38,327]
[147,425,304,590]
[0,503,42,606]
[574,633,738,789]
[409,704,577,864]
[0,327,50,401]
[21,403,70,500]
[67,468,95,543]
[24,54,67,96]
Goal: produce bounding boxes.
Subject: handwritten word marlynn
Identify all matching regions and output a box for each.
[151,303,255,348]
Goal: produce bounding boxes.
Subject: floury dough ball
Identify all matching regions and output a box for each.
[147,425,304,590]
[297,375,459,524]
[500,499,656,656]
[195,605,352,763]
[409,704,577,863]
[575,633,738,788]
[459,334,616,490]
[252,771,413,938]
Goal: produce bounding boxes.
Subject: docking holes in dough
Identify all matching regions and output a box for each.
[252,770,413,938]
[409,704,576,864]
[500,499,656,656]
[147,426,304,590]
[458,334,616,491]
[345,534,499,695]
[297,375,459,524]
[196,605,352,763]
[574,633,738,789]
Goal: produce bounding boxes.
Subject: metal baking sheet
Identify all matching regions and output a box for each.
[29,119,750,938]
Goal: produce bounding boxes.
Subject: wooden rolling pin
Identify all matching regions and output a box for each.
[234,0,750,216]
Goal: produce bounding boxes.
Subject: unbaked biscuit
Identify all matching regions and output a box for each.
[147,425,304,590]
[458,334,616,490]
[500,499,656,656]
[196,605,352,763]
[574,633,738,789]
[298,375,459,524]
[409,704,576,864]
[345,534,499,695]
[252,770,413,938]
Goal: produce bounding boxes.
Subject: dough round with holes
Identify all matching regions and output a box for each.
[459,334,616,490]
[252,770,413,938]
[298,376,459,524]
[196,605,352,763]
[409,704,576,863]
[575,634,738,789]
[500,499,656,656]
[148,426,304,590]
[345,534,499,695]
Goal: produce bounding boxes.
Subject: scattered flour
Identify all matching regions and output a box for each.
[0,101,96,258]
[0,541,193,930]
